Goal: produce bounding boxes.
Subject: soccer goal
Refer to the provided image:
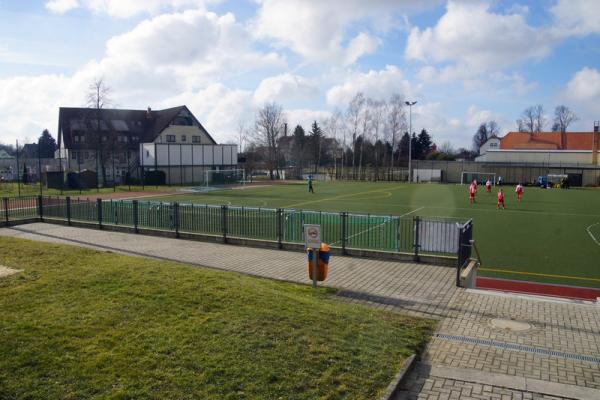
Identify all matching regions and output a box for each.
[460,171,496,186]
[204,168,246,189]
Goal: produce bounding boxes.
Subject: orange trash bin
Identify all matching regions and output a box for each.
[307,243,329,281]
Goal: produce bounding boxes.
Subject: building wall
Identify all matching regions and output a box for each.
[154,125,213,144]
[476,150,599,164]
[479,137,501,155]
[140,143,237,167]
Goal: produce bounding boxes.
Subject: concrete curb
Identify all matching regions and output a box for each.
[380,354,416,400]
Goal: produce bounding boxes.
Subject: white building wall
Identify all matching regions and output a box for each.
[139,143,237,167]
[479,137,501,155]
[476,150,599,164]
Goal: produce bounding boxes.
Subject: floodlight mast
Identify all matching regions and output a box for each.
[405,101,417,183]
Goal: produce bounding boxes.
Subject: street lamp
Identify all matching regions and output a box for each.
[405,100,417,183]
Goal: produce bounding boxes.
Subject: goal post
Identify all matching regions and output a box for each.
[204,168,246,188]
[460,171,496,185]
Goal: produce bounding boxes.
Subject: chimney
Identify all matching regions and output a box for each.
[593,121,599,165]
[146,106,152,119]
[284,122,288,137]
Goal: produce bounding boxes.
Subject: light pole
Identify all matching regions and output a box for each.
[405,100,417,183]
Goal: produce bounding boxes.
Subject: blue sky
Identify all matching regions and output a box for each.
[1,0,599,148]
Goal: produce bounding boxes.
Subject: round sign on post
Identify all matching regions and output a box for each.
[304,224,321,287]
[303,224,321,249]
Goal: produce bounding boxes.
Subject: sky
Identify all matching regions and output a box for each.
[0,0,599,148]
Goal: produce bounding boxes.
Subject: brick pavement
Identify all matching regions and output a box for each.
[1,222,600,400]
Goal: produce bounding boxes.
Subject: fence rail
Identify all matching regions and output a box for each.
[2,196,471,267]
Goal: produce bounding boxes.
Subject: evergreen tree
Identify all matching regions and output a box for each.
[291,125,306,169]
[308,121,324,172]
[38,129,57,158]
[416,129,432,159]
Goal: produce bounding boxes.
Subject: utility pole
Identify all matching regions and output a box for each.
[405,101,417,183]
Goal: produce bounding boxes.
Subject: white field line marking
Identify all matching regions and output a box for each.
[330,206,424,246]
[587,222,600,247]
[399,206,425,218]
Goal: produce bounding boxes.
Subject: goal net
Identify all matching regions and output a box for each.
[461,171,496,186]
[205,169,245,189]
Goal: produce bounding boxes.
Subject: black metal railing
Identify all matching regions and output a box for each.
[1,196,471,266]
[456,219,474,286]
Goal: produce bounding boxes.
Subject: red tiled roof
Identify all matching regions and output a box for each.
[500,132,595,151]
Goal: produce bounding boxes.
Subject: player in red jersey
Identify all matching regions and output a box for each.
[497,188,506,209]
[469,181,477,204]
[515,183,523,202]
[485,179,492,193]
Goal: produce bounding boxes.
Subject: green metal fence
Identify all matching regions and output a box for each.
[1,196,469,260]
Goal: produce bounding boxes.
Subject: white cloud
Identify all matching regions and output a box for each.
[564,67,600,114]
[550,0,600,36]
[326,65,418,106]
[252,0,440,65]
[253,73,318,104]
[286,109,332,130]
[45,0,219,17]
[46,0,79,13]
[160,84,254,143]
[406,1,556,72]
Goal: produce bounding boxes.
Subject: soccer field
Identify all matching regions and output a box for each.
[147,181,600,288]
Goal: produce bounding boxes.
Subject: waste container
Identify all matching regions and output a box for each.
[307,243,329,281]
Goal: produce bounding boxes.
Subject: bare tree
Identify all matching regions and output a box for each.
[87,77,112,109]
[386,94,405,172]
[553,105,577,132]
[517,104,546,133]
[85,77,115,186]
[439,141,455,155]
[323,110,342,178]
[358,100,372,179]
[254,102,285,180]
[346,93,365,178]
[487,120,499,137]
[368,99,386,180]
[237,121,248,153]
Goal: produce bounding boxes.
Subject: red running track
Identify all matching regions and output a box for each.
[477,277,600,301]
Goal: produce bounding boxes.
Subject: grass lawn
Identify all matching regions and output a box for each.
[146,181,600,287]
[0,237,434,400]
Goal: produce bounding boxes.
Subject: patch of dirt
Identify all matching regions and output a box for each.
[0,266,22,278]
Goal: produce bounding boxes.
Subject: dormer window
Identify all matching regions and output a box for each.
[166,135,176,143]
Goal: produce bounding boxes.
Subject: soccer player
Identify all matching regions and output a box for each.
[308,175,314,194]
[515,183,523,202]
[469,181,477,204]
[485,179,492,193]
[497,188,506,209]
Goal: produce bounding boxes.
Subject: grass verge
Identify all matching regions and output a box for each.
[0,237,434,399]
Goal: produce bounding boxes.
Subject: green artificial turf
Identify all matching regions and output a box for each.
[147,182,600,287]
[0,237,434,400]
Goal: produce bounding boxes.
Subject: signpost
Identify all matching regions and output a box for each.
[304,224,321,288]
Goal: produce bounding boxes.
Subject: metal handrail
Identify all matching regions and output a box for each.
[469,239,482,266]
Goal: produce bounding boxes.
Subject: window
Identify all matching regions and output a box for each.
[74,135,79,142]
[166,135,176,143]
[181,135,187,142]
[192,135,201,143]
[172,116,193,126]
[71,151,77,160]
[490,142,498,148]
[146,150,150,157]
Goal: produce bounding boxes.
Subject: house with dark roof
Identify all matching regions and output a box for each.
[58,105,237,185]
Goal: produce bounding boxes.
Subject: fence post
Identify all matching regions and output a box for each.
[97,198,103,229]
[66,197,71,226]
[277,208,283,249]
[3,198,8,223]
[413,216,420,262]
[341,212,347,255]
[456,227,464,287]
[133,200,139,233]
[222,205,228,243]
[37,195,43,221]
[174,202,180,238]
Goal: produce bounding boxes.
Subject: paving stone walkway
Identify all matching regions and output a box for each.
[1,222,599,400]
